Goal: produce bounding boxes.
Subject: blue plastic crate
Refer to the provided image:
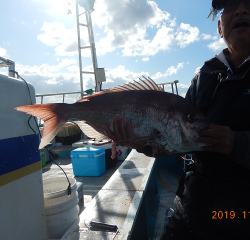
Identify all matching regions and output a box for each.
[71,147,106,176]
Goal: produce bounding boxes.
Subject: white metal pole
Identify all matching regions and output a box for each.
[75,0,84,97]
[85,9,101,91]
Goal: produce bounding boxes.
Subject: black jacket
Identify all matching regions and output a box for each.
[140,54,250,239]
[175,55,250,240]
[186,55,250,169]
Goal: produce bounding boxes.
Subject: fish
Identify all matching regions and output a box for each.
[15,77,209,155]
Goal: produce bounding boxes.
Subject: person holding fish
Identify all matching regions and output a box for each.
[15,0,250,239]
[105,0,250,239]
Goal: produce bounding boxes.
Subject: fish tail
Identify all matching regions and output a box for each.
[15,103,68,149]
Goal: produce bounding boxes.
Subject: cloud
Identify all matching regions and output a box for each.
[15,58,187,102]
[201,34,218,40]
[16,58,81,100]
[195,66,202,74]
[19,58,76,76]
[176,23,200,48]
[67,65,79,72]
[102,64,189,97]
[37,1,202,58]
[162,82,189,97]
[93,0,199,56]
[37,22,89,56]
[142,57,149,61]
[0,47,7,57]
[177,83,190,97]
[121,23,199,56]
[0,47,9,76]
[170,18,177,27]
[207,38,227,52]
[102,65,149,89]
[45,0,70,15]
[92,0,172,56]
[38,0,197,57]
[15,61,151,102]
[152,62,185,80]
[93,0,167,33]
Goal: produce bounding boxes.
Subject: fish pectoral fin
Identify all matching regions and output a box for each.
[74,121,109,141]
[118,135,153,147]
[132,135,155,143]
[119,135,155,146]
[130,132,163,144]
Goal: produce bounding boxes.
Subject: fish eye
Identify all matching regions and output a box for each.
[187,113,197,122]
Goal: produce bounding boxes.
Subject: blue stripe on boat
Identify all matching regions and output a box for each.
[0,134,40,176]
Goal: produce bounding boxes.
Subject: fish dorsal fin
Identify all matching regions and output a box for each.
[74,121,109,141]
[77,76,163,102]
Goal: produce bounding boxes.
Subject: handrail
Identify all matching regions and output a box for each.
[0,57,16,78]
[157,80,179,95]
[35,80,179,104]
[36,91,87,104]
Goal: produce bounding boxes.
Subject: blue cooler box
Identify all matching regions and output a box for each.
[71,146,106,176]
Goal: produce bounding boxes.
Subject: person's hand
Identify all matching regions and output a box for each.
[104,115,146,150]
[194,124,235,155]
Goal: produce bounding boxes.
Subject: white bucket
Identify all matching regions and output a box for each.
[116,146,128,160]
[43,177,79,239]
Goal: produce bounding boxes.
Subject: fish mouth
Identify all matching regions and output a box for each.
[232,19,250,29]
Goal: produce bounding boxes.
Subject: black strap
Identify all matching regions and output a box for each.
[176,173,186,197]
[176,163,194,197]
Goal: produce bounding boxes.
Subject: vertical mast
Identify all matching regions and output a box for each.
[75,0,105,95]
[75,2,84,97]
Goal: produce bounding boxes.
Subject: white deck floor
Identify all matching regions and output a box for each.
[42,158,124,212]
[42,154,180,240]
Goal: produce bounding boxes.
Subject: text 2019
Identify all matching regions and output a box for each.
[212,211,250,219]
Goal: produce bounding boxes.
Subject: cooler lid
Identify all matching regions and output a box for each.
[71,146,104,158]
[85,140,112,149]
[72,139,112,149]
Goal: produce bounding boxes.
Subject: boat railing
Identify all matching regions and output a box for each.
[36,91,86,104]
[158,80,179,95]
[35,80,179,104]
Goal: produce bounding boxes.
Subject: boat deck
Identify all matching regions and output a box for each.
[42,157,124,212]
[42,151,182,240]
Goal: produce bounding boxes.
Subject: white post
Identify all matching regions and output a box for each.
[75,0,84,97]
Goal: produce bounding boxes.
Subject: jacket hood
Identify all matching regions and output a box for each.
[200,55,227,74]
[199,49,250,80]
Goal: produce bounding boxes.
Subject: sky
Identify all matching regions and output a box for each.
[0,0,227,103]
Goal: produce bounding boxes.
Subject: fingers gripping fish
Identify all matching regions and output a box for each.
[15,77,209,155]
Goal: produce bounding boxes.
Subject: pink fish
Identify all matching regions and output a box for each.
[15,77,209,154]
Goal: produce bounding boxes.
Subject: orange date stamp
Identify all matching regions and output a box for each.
[212,211,250,219]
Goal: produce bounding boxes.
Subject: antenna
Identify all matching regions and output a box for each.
[67,1,72,15]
